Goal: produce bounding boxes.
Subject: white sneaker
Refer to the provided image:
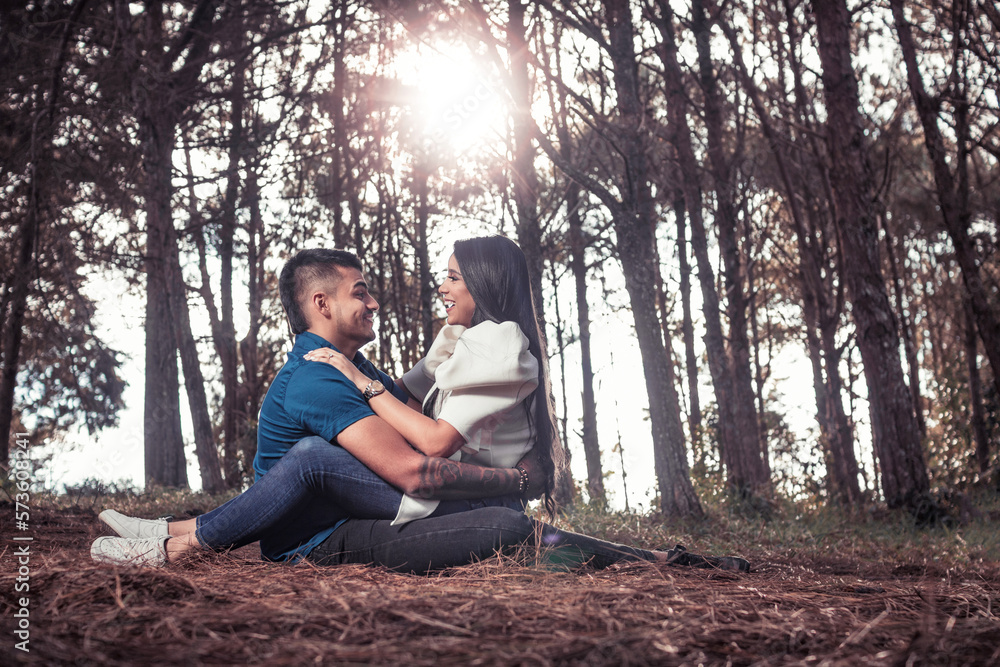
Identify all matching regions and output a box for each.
[99,509,169,539]
[91,536,168,567]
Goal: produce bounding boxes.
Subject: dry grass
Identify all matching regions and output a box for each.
[2,500,999,666]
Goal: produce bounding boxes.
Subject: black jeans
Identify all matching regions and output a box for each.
[194,436,521,561]
[308,506,659,574]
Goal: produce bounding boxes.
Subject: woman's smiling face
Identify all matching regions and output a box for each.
[439,254,476,327]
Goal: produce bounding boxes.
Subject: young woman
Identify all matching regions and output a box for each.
[304,236,558,524]
[93,237,749,573]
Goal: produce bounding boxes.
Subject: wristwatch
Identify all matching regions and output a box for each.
[362,380,386,402]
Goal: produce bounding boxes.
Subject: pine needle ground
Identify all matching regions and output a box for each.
[2,492,998,666]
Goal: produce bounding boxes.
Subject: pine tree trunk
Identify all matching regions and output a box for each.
[567,185,605,504]
[820,319,862,502]
[673,189,702,445]
[170,231,225,493]
[605,0,702,517]
[132,0,224,489]
[811,0,928,509]
[549,262,570,452]
[508,0,574,507]
[964,298,990,474]
[329,0,348,248]
[0,193,37,466]
[141,108,189,489]
[890,0,1000,404]
[802,296,836,494]
[218,44,245,486]
[0,161,40,465]
[507,0,546,329]
[652,2,738,490]
[719,10,861,503]
[0,0,87,463]
[786,1,862,503]
[548,262,577,506]
[412,158,435,355]
[543,20,605,505]
[241,166,267,479]
[692,0,768,495]
[881,211,926,438]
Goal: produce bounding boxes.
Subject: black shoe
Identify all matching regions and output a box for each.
[663,544,750,573]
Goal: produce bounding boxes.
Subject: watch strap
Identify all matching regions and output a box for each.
[363,380,386,401]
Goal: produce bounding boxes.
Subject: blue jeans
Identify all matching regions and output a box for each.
[194,436,520,561]
[308,507,660,574]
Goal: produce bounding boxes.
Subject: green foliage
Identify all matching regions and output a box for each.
[760,404,826,504]
[924,344,1000,489]
[62,477,139,499]
[688,400,724,497]
[2,0,130,455]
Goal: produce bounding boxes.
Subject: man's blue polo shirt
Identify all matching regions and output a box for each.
[253,331,408,560]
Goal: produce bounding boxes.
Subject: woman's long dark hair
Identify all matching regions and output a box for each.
[452,236,558,513]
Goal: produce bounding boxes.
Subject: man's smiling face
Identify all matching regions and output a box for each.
[328,266,379,350]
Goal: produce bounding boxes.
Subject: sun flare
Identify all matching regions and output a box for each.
[394,44,506,154]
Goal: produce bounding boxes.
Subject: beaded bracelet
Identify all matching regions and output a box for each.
[515,463,530,495]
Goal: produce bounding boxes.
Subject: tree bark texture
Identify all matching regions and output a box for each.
[964,298,990,474]
[604,0,702,517]
[673,189,703,445]
[568,186,605,503]
[543,21,605,505]
[218,37,245,486]
[811,0,929,508]
[651,1,739,491]
[507,0,547,332]
[692,0,768,494]
[140,108,189,489]
[719,9,861,503]
[890,0,1000,404]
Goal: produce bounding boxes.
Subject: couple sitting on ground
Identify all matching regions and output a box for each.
[92,236,749,574]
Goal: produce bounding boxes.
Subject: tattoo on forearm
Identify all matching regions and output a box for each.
[412,459,518,499]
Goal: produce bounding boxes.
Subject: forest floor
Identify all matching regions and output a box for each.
[2,490,999,666]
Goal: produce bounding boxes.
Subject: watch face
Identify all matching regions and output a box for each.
[365,381,386,398]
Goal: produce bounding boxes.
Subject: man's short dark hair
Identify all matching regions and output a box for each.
[279,249,364,335]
